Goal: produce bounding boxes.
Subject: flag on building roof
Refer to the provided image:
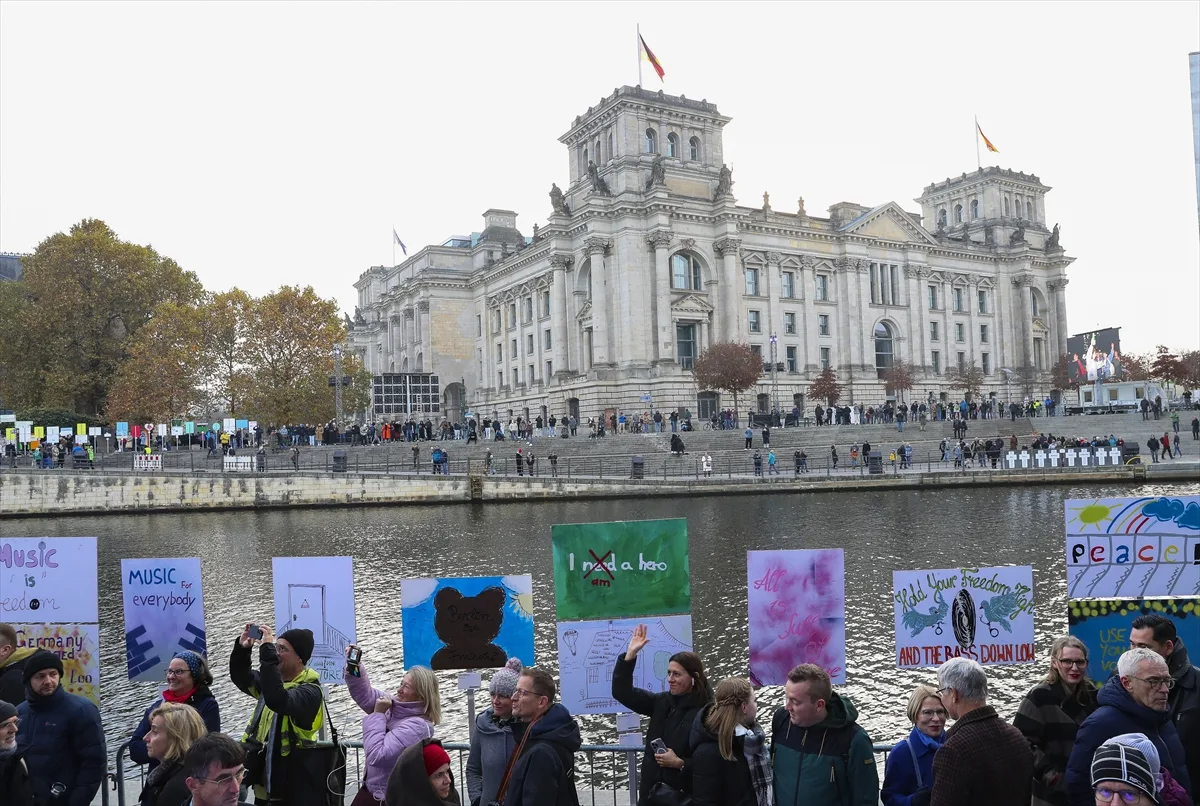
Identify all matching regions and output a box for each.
[640,34,664,81]
[393,228,407,255]
[976,119,999,153]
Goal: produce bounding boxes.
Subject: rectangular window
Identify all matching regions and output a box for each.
[1108,388,1119,401]
[784,312,796,334]
[676,323,696,369]
[977,289,988,314]
[786,345,798,372]
[745,268,759,296]
[546,359,553,378]
[750,344,762,357]
[957,351,966,371]
[955,323,965,342]
[498,370,504,388]
[928,285,938,310]
[541,291,551,318]
[930,321,939,342]
[748,310,761,333]
[931,350,941,374]
[781,271,794,299]
[512,367,519,386]
[543,329,552,350]
[981,353,991,374]
[816,274,829,301]
[528,364,534,383]
[495,343,502,363]
[818,314,830,336]
[953,287,965,312]
[1083,390,1093,403]
[820,347,831,369]
[523,297,533,323]
[476,314,482,337]
[526,334,534,354]
[510,338,517,359]
[508,303,517,329]
[980,324,989,343]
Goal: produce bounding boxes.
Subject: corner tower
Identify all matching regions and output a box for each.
[916,167,1053,249]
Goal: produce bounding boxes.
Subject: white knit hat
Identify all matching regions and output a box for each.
[1104,733,1163,794]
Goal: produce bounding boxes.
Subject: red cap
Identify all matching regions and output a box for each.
[422,743,451,777]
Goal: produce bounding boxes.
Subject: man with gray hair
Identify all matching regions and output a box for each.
[1064,647,1193,806]
[929,657,1032,806]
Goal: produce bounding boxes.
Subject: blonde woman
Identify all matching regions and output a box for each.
[345,648,441,806]
[881,684,946,806]
[689,678,769,806]
[138,702,208,806]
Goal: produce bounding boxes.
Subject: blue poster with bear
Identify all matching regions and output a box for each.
[400,576,535,670]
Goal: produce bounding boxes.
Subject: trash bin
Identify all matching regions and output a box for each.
[631,456,644,479]
[1120,443,1140,466]
[332,450,348,473]
[867,451,883,475]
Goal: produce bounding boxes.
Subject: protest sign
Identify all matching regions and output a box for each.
[273,557,356,684]
[0,537,98,623]
[14,623,100,704]
[748,549,845,685]
[1069,597,1200,681]
[401,575,534,670]
[121,558,206,681]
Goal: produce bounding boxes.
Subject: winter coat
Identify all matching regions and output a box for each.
[687,704,757,806]
[0,648,35,706]
[502,704,582,806]
[929,705,1032,806]
[880,726,944,806]
[15,685,106,806]
[465,708,515,806]
[138,758,191,806]
[1166,639,1200,806]
[1012,680,1099,806]
[383,738,460,806]
[770,693,879,806]
[611,654,706,804]
[128,687,222,767]
[345,660,435,801]
[1064,675,1193,806]
[0,749,36,806]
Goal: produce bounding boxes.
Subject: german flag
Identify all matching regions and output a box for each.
[640,34,665,81]
[977,120,999,153]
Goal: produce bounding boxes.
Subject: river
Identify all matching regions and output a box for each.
[4,481,1198,758]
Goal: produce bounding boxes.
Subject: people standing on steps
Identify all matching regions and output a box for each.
[466,658,522,806]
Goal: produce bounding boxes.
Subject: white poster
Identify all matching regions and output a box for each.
[556,615,692,715]
[0,537,98,623]
[272,557,356,684]
[893,565,1035,668]
[121,558,206,682]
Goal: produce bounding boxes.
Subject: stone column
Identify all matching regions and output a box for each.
[584,237,613,366]
[699,319,710,352]
[714,237,741,343]
[800,256,818,372]
[550,255,573,376]
[403,308,415,354]
[765,251,783,346]
[648,230,675,363]
[481,303,494,390]
[941,277,952,372]
[967,277,980,366]
[1014,275,1034,369]
[418,300,430,353]
[852,261,869,373]
[1050,277,1069,358]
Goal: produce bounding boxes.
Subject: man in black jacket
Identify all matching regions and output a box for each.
[1,700,35,806]
[15,651,104,806]
[0,625,34,707]
[1131,614,1200,803]
[504,667,581,806]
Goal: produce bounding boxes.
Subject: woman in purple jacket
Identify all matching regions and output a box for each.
[344,647,442,806]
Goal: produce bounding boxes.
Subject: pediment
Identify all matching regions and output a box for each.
[576,299,592,322]
[671,293,714,315]
[840,202,939,245]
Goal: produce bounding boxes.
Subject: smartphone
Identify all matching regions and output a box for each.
[247,624,263,641]
[346,645,362,677]
[651,738,667,755]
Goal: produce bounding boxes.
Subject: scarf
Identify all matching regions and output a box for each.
[489,711,518,729]
[143,758,180,802]
[163,687,197,704]
[739,722,771,806]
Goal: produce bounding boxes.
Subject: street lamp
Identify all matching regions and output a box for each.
[769,333,780,424]
[333,345,345,424]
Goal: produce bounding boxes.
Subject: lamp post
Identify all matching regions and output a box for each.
[769,333,780,424]
[333,345,345,424]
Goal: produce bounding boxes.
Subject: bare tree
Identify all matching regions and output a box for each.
[808,366,843,405]
[692,342,761,415]
[882,359,915,404]
[946,360,986,401]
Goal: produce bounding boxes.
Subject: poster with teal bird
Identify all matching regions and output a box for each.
[401,576,535,670]
[1065,496,1200,599]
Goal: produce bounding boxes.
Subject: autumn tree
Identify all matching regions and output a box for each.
[1120,351,1152,381]
[1178,349,1200,391]
[808,366,843,405]
[1050,353,1074,391]
[106,302,209,423]
[947,360,986,401]
[201,288,254,415]
[691,342,761,415]
[1151,345,1185,386]
[882,359,915,404]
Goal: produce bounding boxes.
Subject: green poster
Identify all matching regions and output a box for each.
[552,518,690,620]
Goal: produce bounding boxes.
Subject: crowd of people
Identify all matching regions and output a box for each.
[1,605,1196,806]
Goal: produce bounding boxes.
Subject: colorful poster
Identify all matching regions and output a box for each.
[551,518,690,621]
[13,623,100,704]
[556,615,692,715]
[272,557,356,684]
[1069,598,1200,682]
[893,565,1035,668]
[76,423,86,436]
[185,421,195,435]
[117,422,129,437]
[0,538,98,623]
[400,576,535,670]
[747,549,846,685]
[121,558,206,682]
[1065,496,1200,598]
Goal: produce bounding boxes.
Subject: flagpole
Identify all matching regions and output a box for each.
[974,116,981,170]
[392,227,396,268]
[637,24,643,86]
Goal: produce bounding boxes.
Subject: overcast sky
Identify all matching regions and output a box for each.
[2,1,1197,354]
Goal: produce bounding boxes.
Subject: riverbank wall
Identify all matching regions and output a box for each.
[3,463,1197,517]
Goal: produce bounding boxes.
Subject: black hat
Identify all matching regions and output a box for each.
[0,700,17,722]
[1091,743,1159,804]
[22,649,64,684]
[278,629,315,664]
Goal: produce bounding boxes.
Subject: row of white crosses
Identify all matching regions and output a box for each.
[1003,446,1124,469]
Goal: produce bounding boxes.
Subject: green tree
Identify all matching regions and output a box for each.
[808,366,843,405]
[882,358,915,404]
[691,342,762,416]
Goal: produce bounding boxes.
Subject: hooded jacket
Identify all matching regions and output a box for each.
[502,704,582,806]
[0,746,36,806]
[465,708,516,806]
[128,687,222,767]
[15,684,105,806]
[1165,639,1199,806]
[688,704,757,806]
[770,693,879,806]
[383,738,460,806]
[345,661,435,801]
[0,648,35,706]
[1064,675,1193,806]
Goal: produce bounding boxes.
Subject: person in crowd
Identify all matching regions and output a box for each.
[344,646,440,806]
[229,624,324,805]
[140,702,209,806]
[613,623,711,805]
[1103,734,1192,806]
[181,733,252,806]
[1089,742,1165,806]
[1013,636,1100,806]
[131,652,222,769]
[689,677,769,806]
[0,625,33,706]
[384,739,460,806]
[1131,614,1200,798]
[881,684,946,806]
[771,663,878,806]
[929,657,1032,806]
[15,650,105,806]
[0,700,34,806]
[502,667,582,806]
[466,658,521,806]
[1065,648,1192,806]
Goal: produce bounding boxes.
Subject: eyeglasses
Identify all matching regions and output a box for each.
[1055,658,1088,668]
[935,687,949,697]
[165,669,191,677]
[919,709,948,719]
[512,688,544,699]
[1129,676,1174,690]
[199,767,246,787]
[1094,787,1143,803]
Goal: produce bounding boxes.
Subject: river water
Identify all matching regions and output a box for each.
[5,481,1198,758]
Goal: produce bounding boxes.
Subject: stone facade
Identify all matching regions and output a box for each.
[349,85,1074,423]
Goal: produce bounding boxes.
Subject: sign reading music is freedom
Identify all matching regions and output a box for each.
[1065,496,1200,599]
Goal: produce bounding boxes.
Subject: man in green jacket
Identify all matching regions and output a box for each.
[770,664,878,806]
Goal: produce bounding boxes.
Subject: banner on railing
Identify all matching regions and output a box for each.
[223,456,255,472]
[133,454,163,471]
[273,557,357,684]
[121,558,206,682]
[400,575,535,670]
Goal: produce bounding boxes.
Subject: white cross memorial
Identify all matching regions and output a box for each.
[1019,450,1030,469]
[1049,449,1060,467]
[1005,451,1017,469]
[1109,447,1122,465]
[1079,449,1090,467]
[1035,450,1046,468]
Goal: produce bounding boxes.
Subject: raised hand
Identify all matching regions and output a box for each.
[625,623,650,660]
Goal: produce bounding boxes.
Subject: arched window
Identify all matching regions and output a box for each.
[1031,292,1040,317]
[874,322,894,378]
[583,146,588,166]
[1026,200,1034,219]
[937,208,947,227]
[671,253,702,290]
[970,199,979,219]
[608,132,614,160]
[595,138,601,163]
[1003,197,1009,216]
[667,133,678,157]
[645,128,657,153]
[954,204,964,224]
[689,136,700,161]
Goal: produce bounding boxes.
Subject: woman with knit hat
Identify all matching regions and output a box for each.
[129,651,221,769]
[384,738,460,806]
[465,658,521,806]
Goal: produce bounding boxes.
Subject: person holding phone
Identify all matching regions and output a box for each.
[612,624,712,805]
[343,645,441,806]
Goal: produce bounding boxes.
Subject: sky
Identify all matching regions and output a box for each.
[1,0,1198,355]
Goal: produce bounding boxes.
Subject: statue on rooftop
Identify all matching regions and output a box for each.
[713,163,734,200]
[549,183,571,216]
